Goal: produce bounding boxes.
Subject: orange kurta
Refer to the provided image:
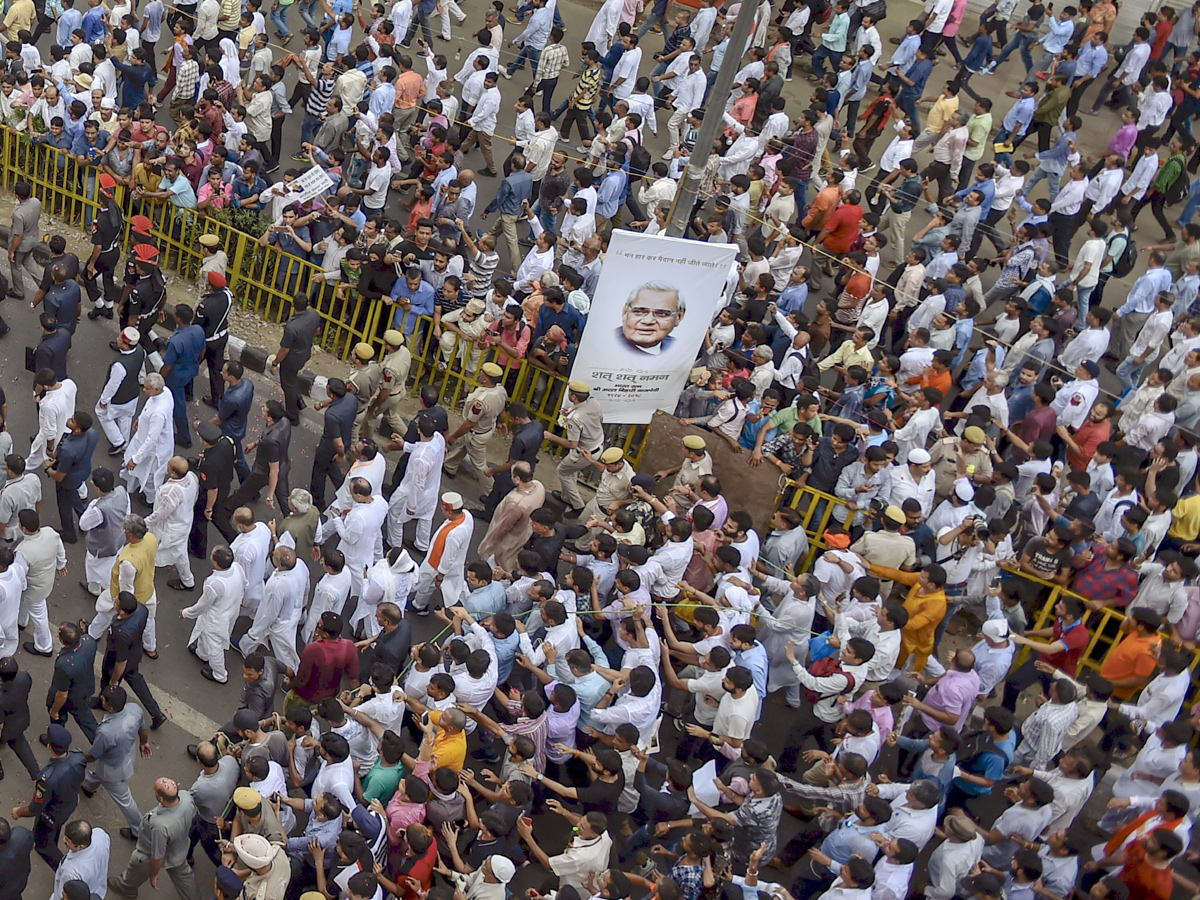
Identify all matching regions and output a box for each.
[869,564,947,671]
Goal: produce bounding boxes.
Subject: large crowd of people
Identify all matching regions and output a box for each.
[0,0,1199,898]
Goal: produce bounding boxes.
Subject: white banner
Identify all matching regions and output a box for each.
[569,230,738,425]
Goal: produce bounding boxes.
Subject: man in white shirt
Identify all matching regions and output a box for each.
[1065,218,1109,331]
[1117,290,1176,392]
[1050,361,1102,430]
[462,72,500,175]
[664,55,707,160]
[1060,307,1113,372]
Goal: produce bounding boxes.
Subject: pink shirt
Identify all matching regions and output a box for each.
[921,668,982,731]
[844,691,894,736]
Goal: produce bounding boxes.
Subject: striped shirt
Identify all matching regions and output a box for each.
[570,65,602,111]
[304,74,337,120]
[535,43,570,83]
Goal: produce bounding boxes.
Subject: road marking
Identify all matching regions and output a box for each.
[91,658,222,739]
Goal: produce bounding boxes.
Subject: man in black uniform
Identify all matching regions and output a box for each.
[32,235,80,312]
[0,657,41,780]
[84,173,124,320]
[222,399,290,527]
[0,816,35,899]
[196,271,233,409]
[98,592,167,729]
[125,247,168,368]
[111,215,156,334]
[193,421,236,551]
[45,621,98,743]
[384,384,448,493]
[472,401,545,519]
[32,313,70,381]
[269,291,321,426]
[16,722,86,868]
[310,378,356,509]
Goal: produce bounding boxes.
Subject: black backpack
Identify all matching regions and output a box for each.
[1165,169,1192,206]
[628,140,651,179]
[1110,231,1137,278]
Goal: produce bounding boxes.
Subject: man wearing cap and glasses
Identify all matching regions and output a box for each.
[196,232,228,291]
[366,329,413,439]
[442,363,508,489]
[196,268,233,409]
[546,379,605,518]
[83,173,123,320]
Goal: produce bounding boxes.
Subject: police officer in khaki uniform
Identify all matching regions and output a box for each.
[348,342,383,447]
[367,329,413,438]
[658,434,713,513]
[576,446,635,546]
[443,362,507,489]
[547,379,606,518]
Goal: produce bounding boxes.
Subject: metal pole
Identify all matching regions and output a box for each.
[664,3,760,238]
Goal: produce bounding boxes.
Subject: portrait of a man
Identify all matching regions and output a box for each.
[615,282,687,357]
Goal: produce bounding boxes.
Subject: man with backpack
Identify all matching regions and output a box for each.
[776,635,876,772]
[1095,209,1135,309]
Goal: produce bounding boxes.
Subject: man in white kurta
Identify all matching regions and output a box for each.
[229,510,272,615]
[329,442,388,514]
[0,461,41,543]
[386,426,446,551]
[411,492,474,612]
[78,477,130,596]
[0,549,27,658]
[181,548,245,683]
[238,546,308,671]
[144,457,199,590]
[318,478,388,599]
[17,516,66,656]
[122,376,174,505]
[28,375,77,468]
[302,549,353,644]
[584,0,621,48]
[355,548,418,638]
[754,571,818,707]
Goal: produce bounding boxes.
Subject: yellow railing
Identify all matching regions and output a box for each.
[775,479,1200,694]
[3,129,647,464]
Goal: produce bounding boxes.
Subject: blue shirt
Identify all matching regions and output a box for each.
[1002,96,1036,137]
[1041,15,1074,53]
[70,129,110,163]
[963,32,993,71]
[960,343,1005,392]
[891,33,920,71]
[46,281,81,334]
[951,317,974,371]
[233,175,271,210]
[1007,381,1036,424]
[81,5,106,41]
[368,82,395,118]
[485,170,533,215]
[162,324,206,386]
[596,168,627,218]
[533,302,584,346]
[956,176,995,218]
[819,819,879,874]
[464,582,507,617]
[898,57,932,102]
[1118,267,1173,316]
[389,278,436,333]
[55,427,98,490]
[849,59,873,101]
[269,224,312,259]
[57,7,82,45]
[491,631,521,683]
[217,377,254,441]
[1075,42,1108,80]
[733,641,768,719]
[778,282,809,315]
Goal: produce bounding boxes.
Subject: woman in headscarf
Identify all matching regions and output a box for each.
[219,37,241,84]
[476,461,545,570]
[354,547,418,637]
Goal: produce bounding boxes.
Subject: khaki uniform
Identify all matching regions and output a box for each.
[928,437,994,501]
[554,397,607,510]
[576,460,635,548]
[444,383,508,488]
[671,451,713,513]
[349,361,383,446]
[374,347,413,437]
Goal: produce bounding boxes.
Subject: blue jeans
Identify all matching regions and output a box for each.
[1179,176,1200,226]
[301,113,321,148]
[993,125,1015,166]
[269,2,291,35]
[167,382,190,442]
[1025,164,1063,203]
[296,0,319,28]
[1075,283,1095,332]
[811,44,843,80]
[899,95,920,132]
[649,60,669,95]
[636,0,668,36]
[993,32,1035,71]
[1116,354,1147,393]
[507,42,541,75]
[532,198,557,233]
[514,0,562,26]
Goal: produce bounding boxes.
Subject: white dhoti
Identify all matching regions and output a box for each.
[124,457,169,505]
[386,502,434,551]
[96,398,137,448]
[265,615,301,671]
[84,552,117,595]
[0,596,18,658]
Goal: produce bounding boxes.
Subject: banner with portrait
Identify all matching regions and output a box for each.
[569,230,738,425]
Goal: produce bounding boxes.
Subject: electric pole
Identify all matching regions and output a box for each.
[664,3,760,238]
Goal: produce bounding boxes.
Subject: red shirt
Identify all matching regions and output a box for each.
[1068,418,1111,471]
[1119,841,1175,900]
[1045,617,1089,676]
[1016,405,1058,446]
[823,203,864,253]
[1151,19,1173,59]
[291,637,360,702]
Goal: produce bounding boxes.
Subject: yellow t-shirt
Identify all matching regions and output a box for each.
[427,710,467,771]
[1170,494,1200,541]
